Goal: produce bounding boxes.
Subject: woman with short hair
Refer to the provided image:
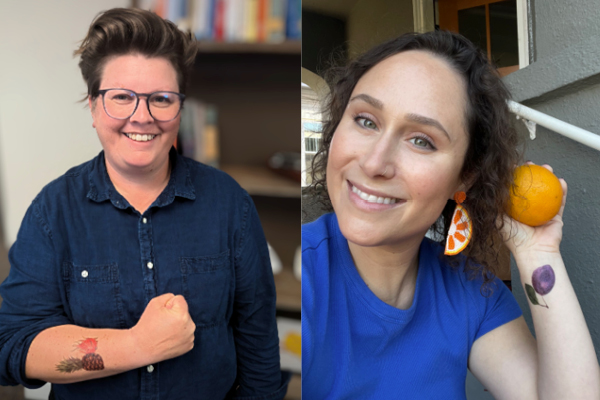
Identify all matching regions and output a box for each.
[0,8,286,400]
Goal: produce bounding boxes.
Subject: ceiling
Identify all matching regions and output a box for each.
[302,0,362,19]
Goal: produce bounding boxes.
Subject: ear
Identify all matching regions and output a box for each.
[449,173,475,201]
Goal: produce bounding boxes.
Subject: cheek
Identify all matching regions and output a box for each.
[157,119,180,136]
[328,129,359,169]
[407,161,459,202]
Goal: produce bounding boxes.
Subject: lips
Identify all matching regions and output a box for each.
[123,133,158,142]
[348,181,400,204]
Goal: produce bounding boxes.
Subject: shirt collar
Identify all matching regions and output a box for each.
[87,147,196,209]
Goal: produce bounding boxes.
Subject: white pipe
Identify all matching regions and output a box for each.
[508,100,600,152]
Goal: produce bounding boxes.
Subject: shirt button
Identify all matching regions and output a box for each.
[147,262,154,269]
[81,270,88,278]
[142,218,147,224]
[147,365,154,373]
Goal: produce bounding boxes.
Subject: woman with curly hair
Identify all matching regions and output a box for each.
[302,31,599,399]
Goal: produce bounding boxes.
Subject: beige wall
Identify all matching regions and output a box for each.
[0,0,128,248]
[346,0,414,58]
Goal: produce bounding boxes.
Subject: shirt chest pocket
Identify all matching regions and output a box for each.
[180,250,232,328]
[62,262,127,329]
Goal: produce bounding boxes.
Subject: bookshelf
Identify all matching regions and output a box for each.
[132,2,301,396]
[190,45,301,400]
[187,43,300,293]
[221,164,300,198]
[196,40,301,54]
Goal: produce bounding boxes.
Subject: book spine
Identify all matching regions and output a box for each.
[257,0,268,42]
[267,0,285,43]
[213,0,225,41]
[203,105,220,168]
[285,0,301,40]
[244,0,259,42]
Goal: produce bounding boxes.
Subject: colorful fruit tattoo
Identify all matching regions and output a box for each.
[525,264,556,309]
[56,338,105,373]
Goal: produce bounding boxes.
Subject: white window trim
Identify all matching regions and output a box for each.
[517,0,530,68]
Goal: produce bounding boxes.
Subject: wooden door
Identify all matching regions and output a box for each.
[438,0,519,77]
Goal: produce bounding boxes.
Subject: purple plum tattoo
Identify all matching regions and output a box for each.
[525,264,555,309]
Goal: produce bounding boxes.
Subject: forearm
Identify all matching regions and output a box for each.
[516,251,600,399]
[25,324,148,384]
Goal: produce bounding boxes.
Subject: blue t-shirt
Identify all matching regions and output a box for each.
[302,213,522,399]
[0,148,287,400]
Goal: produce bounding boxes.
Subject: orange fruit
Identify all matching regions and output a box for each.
[507,164,563,227]
[445,204,472,256]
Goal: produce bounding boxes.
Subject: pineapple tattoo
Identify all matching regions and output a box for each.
[56,338,105,373]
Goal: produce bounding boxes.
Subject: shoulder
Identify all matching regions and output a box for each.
[420,238,522,339]
[181,156,247,199]
[302,213,335,252]
[301,213,338,300]
[420,237,489,292]
[420,237,519,314]
[32,155,98,209]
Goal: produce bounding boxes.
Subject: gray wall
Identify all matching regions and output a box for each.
[504,0,600,360]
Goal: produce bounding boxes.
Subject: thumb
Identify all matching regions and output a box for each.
[159,293,177,309]
[169,295,189,313]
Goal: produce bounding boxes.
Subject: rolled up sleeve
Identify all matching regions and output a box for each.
[228,193,289,400]
[0,200,70,387]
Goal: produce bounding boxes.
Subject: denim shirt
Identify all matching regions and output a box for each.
[0,148,287,400]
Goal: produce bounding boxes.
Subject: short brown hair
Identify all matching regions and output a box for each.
[74,8,198,98]
[309,31,522,289]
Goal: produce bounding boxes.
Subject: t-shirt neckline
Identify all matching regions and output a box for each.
[329,213,434,323]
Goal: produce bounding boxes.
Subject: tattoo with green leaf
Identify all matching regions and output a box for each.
[525,264,555,309]
[56,338,104,373]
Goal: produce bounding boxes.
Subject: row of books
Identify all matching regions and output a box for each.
[177,100,220,167]
[142,0,301,43]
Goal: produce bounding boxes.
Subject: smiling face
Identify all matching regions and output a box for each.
[89,54,180,176]
[327,50,471,248]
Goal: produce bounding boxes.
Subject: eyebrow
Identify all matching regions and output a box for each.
[349,93,452,141]
[349,93,384,110]
[405,113,451,141]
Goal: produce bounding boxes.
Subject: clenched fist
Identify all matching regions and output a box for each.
[129,293,196,366]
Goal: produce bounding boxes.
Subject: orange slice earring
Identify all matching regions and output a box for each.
[444,191,472,256]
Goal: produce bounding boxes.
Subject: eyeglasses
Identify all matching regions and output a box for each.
[97,88,185,122]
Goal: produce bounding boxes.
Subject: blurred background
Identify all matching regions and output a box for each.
[0,0,300,398]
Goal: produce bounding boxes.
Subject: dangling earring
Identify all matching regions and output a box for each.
[444,191,472,256]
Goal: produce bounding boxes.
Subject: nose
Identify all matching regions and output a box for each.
[129,97,154,124]
[359,133,397,179]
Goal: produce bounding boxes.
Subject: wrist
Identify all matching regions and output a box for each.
[512,243,560,262]
[514,248,563,275]
[124,326,152,368]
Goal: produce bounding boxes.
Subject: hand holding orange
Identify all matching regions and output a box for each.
[507,164,563,227]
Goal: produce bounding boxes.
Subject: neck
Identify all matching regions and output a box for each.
[348,236,423,310]
[104,155,171,214]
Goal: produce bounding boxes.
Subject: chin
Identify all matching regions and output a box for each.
[121,153,161,170]
[337,216,395,248]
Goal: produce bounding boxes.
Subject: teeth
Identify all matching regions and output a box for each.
[352,184,397,204]
[126,133,157,142]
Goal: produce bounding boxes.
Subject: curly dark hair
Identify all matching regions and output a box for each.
[74,8,198,99]
[307,30,522,288]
